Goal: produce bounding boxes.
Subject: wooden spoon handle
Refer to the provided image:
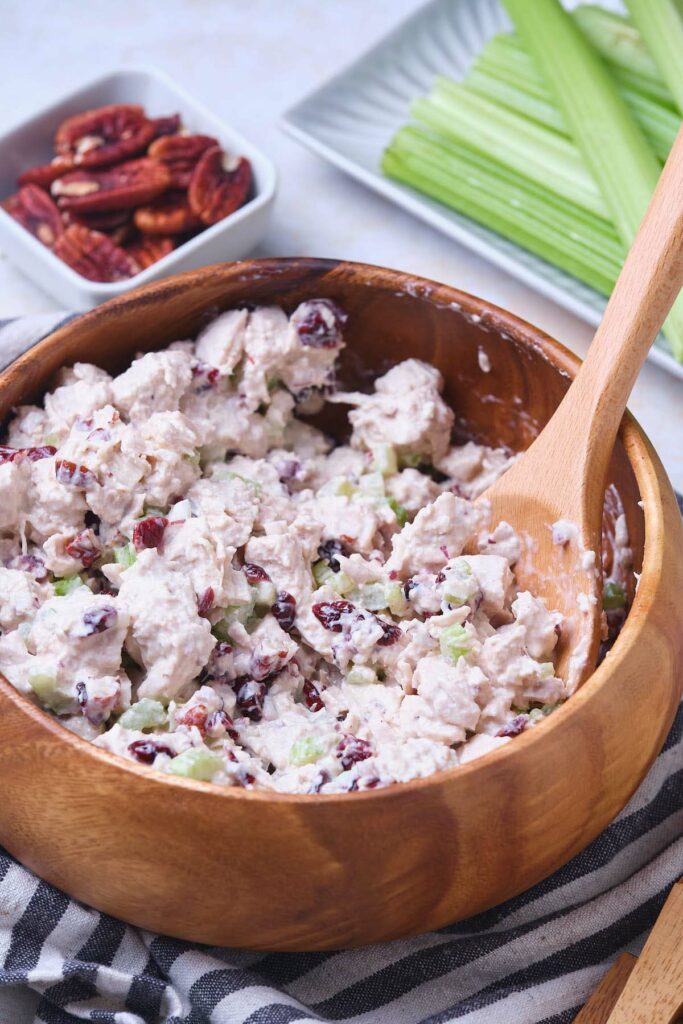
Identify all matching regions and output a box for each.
[576,124,683,420]
[529,124,683,522]
[604,881,683,1023]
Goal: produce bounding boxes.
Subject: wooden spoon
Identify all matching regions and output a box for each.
[475,126,683,690]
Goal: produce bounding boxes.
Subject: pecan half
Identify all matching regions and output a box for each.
[3,185,64,247]
[126,234,174,269]
[188,147,252,225]
[133,191,202,235]
[55,104,155,169]
[53,224,141,282]
[150,114,182,140]
[18,157,75,189]
[64,208,132,232]
[148,133,218,188]
[52,158,171,213]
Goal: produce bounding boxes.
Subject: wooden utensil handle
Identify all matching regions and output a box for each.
[605,881,683,1023]
[572,124,683,434]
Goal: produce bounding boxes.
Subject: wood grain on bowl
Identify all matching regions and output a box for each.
[0,259,681,951]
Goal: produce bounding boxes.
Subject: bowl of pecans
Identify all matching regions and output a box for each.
[0,66,277,308]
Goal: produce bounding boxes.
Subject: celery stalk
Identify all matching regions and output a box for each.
[624,0,683,116]
[502,0,683,359]
[573,5,674,107]
[412,84,607,217]
[471,40,678,162]
[382,126,623,295]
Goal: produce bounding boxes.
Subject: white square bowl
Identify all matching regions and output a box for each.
[0,66,277,309]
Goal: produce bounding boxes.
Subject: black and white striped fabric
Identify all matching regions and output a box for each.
[0,314,681,1024]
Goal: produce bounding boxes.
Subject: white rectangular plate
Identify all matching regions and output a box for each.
[281,0,683,382]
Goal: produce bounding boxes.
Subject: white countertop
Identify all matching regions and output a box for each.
[0,0,681,492]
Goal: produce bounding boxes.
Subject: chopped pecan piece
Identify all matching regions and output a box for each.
[55,103,155,169]
[18,157,74,189]
[52,158,170,213]
[3,185,64,247]
[188,147,252,225]
[149,113,182,140]
[133,191,202,235]
[53,225,140,282]
[126,233,174,269]
[148,133,218,188]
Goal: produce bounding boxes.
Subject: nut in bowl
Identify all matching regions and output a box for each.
[0,259,681,951]
[0,68,276,308]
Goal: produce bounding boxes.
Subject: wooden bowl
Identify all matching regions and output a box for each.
[1,258,681,951]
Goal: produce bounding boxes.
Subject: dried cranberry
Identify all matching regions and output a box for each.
[434,571,446,585]
[238,770,256,788]
[76,605,117,637]
[272,591,296,632]
[364,777,381,789]
[251,650,289,681]
[376,619,402,647]
[65,529,100,568]
[55,459,95,488]
[190,359,221,392]
[132,515,168,552]
[312,600,354,632]
[206,709,238,741]
[293,299,347,349]
[12,554,47,580]
[0,444,56,464]
[302,679,325,712]
[308,769,330,794]
[337,734,372,770]
[404,579,417,599]
[128,740,175,765]
[496,715,528,739]
[243,562,270,584]
[317,538,349,573]
[197,587,214,616]
[236,678,267,721]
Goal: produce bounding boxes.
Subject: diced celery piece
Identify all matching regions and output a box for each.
[113,543,136,568]
[335,478,356,497]
[53,575,84,597]
[289,736,324,766]
[439,624,471,663]
[168,747,222,781]
[386,497,408,526]
[398,451,422,468]
[370,444,398,476]
[347,665,378,686]
[358,582,391,612]
[313,560,335,588]
[119,698,167,731]
[252,580,277,609]
[358,472,385,498]
[443,560,478,608]
[312,561,354,595]
[211,618,233,642]
[43,431,62,447]
[603,581,626,610]
[29,668,71,713]
[182,450,201,465]
[387,582,408,616]
[227,471,262,495]
[538,662,555,680]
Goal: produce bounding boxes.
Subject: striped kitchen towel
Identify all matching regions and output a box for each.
[0,314,681,1024]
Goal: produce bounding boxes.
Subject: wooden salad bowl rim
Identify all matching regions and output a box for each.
[0,257,681,949]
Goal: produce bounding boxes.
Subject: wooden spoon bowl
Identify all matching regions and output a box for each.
[0,258,681,951]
